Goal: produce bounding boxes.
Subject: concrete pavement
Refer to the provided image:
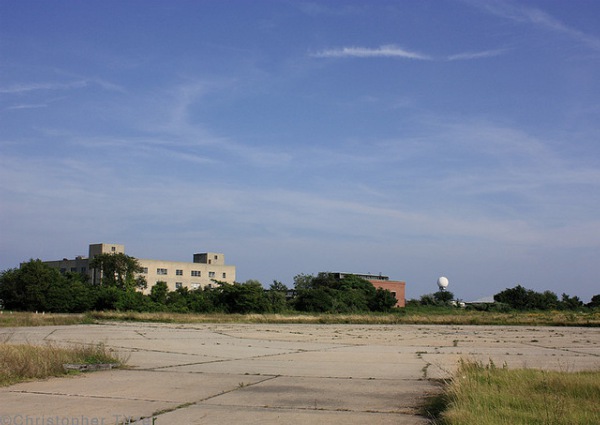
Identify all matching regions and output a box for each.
[1,323,599,424]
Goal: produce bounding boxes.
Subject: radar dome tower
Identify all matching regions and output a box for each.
[437,276,449,291]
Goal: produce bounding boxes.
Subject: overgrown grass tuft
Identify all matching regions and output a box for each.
[0,311,95,327]
[1,309,599,327]
[430,360,600,425]
[87,310,600,326]
[0,342,124,386]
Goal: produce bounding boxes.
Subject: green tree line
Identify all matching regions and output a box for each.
[412,284,599,311]
[0,259,398,314]
[493,284,596,311]
[2,258,598,314]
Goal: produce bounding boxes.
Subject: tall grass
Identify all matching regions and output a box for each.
[0,341,124,386]
[0,311,94,327]
[88,310,600,326]
[1,310,599,327]
[431,360,600,425]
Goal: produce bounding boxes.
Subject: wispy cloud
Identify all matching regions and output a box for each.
[47,79,294,169]
[311,45,432,60]
[3,149,597,251]
[0,78,125,95]
[5,103,48,110]
[295,2,364,17]
[312,45,508,62]
[447,48,509,61]
[468,0,600,51]
[0,80,88,94]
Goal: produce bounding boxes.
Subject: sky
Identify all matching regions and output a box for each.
[1,0,599,302]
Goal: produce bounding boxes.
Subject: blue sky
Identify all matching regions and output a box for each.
[1,0,599,302]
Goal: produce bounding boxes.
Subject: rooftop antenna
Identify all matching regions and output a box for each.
[437,276,449,291]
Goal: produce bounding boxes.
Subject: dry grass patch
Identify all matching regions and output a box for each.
[429,360,600,425]
[87,311,413,324]
[0,341,124,386]
[1,310,598,327]
[0,311,93,327]
[89,310,600,326]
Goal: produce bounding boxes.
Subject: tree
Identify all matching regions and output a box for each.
[267,280,289,313]
[293,273,316,291]
[186,287,215,313]
[494,285,530,310]
[166,287,191,313]
[370,288,398,311]
[292,273,397,313]
[494,285,560,310]
[293,287,335,312]
[89,253,146,291]
[336,275,376,312]
[433,290,455,305]
[115,290,151,311]
[540,290,560,310]
[0,260,58,311]
[418,290,455,307]
[0,261,95,312]
[419,294,437,306]
[93,286,121,310]
[150,281,169,305]
[45,272,94,313]
[270,280,288,292]
[0,267,28,310]
[587,294,600,309]
[560,293,583,310]
[214,280,270,314]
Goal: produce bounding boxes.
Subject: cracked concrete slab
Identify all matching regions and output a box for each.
[1,323,598,424]
[205,375,432,413]
[130,404,430,425]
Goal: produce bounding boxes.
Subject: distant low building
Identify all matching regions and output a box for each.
[463,296,496,310]
[39,243,236,293]
[329,272,406,308]
[466,296,496,304]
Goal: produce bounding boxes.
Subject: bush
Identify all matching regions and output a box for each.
[213,280,270,314]
[0,261,95,313]
[494,285,586,311]
[291,273,397,313]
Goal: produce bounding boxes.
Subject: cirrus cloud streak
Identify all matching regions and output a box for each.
[311,44,432,60]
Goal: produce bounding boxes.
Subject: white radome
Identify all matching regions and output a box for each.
[437,276,449,290]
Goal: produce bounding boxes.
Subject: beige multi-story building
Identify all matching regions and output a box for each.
[42,243,236,293]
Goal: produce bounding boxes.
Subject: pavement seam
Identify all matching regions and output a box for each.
[519,341,600,357]
[199,401,422,416]
[144,342,361,371]
[4,389,180,404]
[42,329,58,341]
[135,374,282,422]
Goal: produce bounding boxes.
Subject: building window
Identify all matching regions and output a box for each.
[111,247,116,252]
[81,267,86,273]
[191,283,200,290]
[222,272,226,279]
[191,270,201,277]
[176,269,183,276]
[175,282,183,289]
[157,268,168,275]
[214,255,218,260]
[71,267,77,272]
[209,271,215,278]
[60,268,66,273]
[140,267,148,274]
